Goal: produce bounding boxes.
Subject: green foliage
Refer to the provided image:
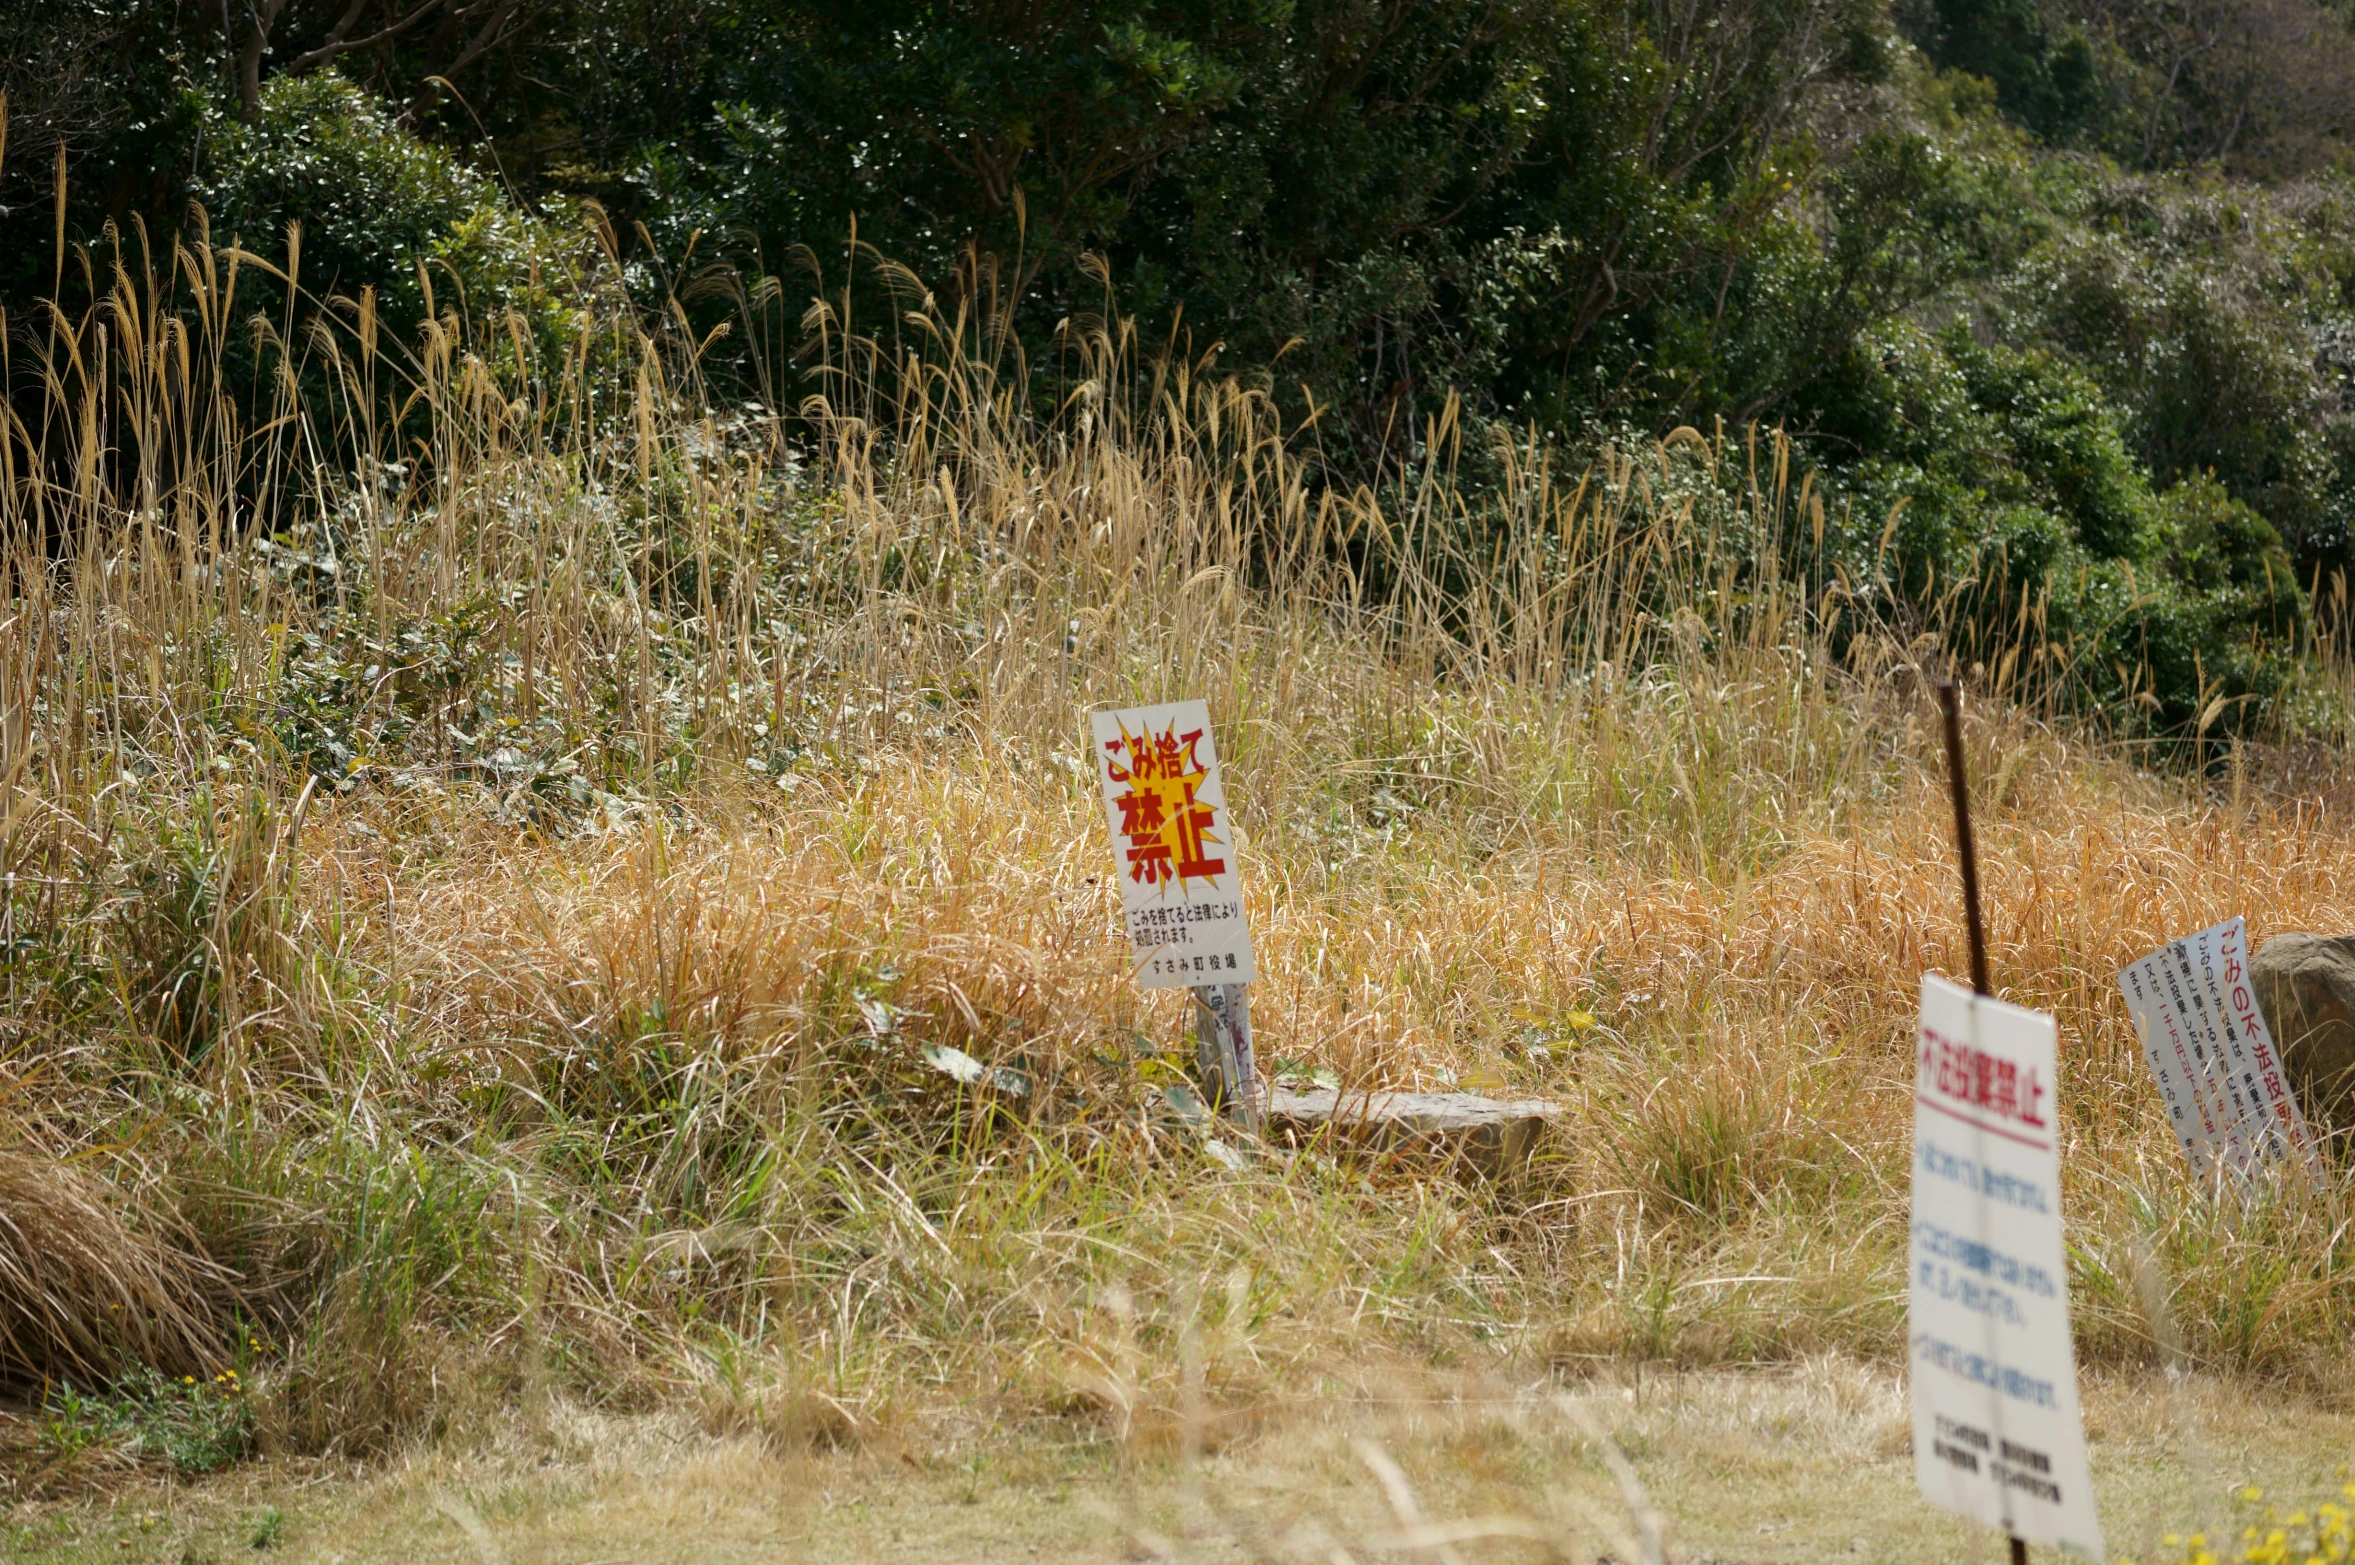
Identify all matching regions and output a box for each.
[37,1367,253,1476]
[2136,475,2309,727]
[1994,167,2355,577]
[120,823,234,1064]
[0,0,205,304]
[1898,0,2100,140]
[196,72,573,348]
[1895,0,2355,175]
[1820,325,2150,571]
[1808,324,2305,737]
[10,0,2355,748]
[1636,123,2029,426]
[623,0,1886,449]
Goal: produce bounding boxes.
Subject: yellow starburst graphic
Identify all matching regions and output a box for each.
[1100,717,1228,891]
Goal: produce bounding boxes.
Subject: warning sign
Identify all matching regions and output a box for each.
[2116,916,2313,1185]
[1910,974,2104,1559]
[1088,700,1256,990]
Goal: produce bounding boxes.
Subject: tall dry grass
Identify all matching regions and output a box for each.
[3,207,2355,1484]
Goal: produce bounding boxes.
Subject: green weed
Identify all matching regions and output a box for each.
[37,1367,253,1476]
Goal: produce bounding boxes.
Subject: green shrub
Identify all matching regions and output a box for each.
[2135,475,2308,728]
[197,72,577,353]
[1897,0,2101,142]
[1815,323,2151,589]
[1995,173,2355,579]
[1809,323,2306,741]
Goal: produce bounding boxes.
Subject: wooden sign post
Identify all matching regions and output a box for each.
[1088,700,1261,1131]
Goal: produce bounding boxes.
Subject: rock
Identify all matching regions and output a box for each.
[1264,1086,1562,1175]
[2251,934,2355,1134]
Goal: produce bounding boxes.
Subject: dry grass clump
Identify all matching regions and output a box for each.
[0,1147,223,1389]
[4,216,2355,1480]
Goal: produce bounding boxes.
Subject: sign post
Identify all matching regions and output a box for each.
[1189,981,1259,1133]
[1088,699,1261,1130]
[1917,683,2105,1563]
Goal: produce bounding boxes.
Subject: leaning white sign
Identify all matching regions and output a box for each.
[1911,974,2104,1560]
[2116,916,2313,1184]
[1088,700,1256,989]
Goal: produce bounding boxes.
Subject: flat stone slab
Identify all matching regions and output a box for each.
[1265,1086,1563,1174]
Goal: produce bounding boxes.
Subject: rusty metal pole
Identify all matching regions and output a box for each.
[1937,679,1991,998]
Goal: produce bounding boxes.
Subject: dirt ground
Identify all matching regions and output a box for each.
[7,1359,2348,1564]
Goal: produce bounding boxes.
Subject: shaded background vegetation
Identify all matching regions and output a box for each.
[11,0,2355,736]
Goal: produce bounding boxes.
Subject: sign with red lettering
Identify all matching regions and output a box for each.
[1911,975,2104,1559]
[2116,917,2313,1186]
[1089,700,1256,989]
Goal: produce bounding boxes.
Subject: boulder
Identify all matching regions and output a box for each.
[1265,1086,1562,1175]
[2251,934,2355,1135]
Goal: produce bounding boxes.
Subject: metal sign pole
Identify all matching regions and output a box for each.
[1937,679,2028,1565]
[1191,981,1260,1133]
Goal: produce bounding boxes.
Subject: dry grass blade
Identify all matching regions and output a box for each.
[1355,1438,1471,1565]
[1554,1396,1668,1565]
[430,1491,505,1565]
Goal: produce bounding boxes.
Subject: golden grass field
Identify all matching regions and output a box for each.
[3,228,2355,1556]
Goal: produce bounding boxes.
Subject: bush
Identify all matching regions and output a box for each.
[197,72,575,354]
[2135,474,2308,730]
[1813,323,2150,589]
[1995,172,2355,580]
[1896,0,2101,142]
[1808,323,2307,740]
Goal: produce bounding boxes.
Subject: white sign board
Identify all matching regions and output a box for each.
[1088,700,1256,990]
[2116,917,2313,1185]
[1911,975,2104,1560]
